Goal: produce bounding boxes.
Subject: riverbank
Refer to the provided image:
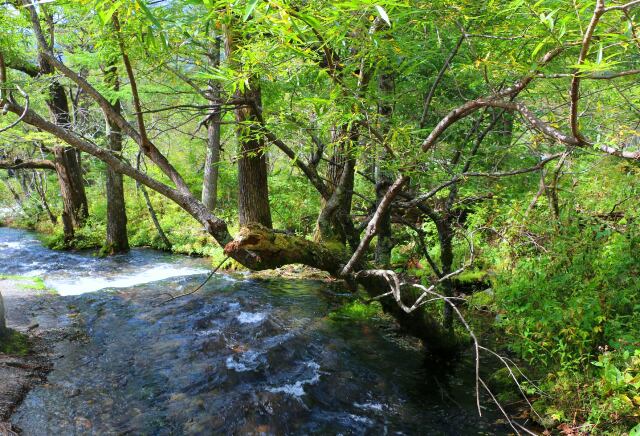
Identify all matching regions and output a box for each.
[0,278,67,434]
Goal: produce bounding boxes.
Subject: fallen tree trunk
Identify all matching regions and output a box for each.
[223,223,349,275]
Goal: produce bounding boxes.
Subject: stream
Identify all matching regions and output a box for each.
[0,227,505,435]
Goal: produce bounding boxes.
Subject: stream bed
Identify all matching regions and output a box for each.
[0,227,505,435]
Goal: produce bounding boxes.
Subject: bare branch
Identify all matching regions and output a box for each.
[420,33,465,128]
[538,69,640,79]
[401,152,564,208]
[0,86,30,134]
[604,0,640,11]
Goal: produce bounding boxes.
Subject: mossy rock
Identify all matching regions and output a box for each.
[0,329,31,356]
[467,288,495,310]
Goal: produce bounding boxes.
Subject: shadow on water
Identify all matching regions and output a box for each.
[0,228,507,435]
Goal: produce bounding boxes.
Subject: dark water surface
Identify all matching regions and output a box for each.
[1,227,504,435]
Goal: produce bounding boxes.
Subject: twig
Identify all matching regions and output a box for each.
[0,86,30,133]
[158,255,230,305]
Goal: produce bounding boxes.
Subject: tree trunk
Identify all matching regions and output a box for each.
[374,70,395,267]
[202,36,222,212]
[437,219,455,331]
[315,127,357,247]
[103,63,129,254]
[48,82,88,241]
[39,35,88,240]
[0,291,7,339]
[224,26,272,228]
[52,146,87,243]
[236,103,272,228]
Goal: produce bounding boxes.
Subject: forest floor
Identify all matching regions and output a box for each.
[0,279,67,435]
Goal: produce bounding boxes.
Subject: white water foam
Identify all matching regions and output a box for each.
[46,264,208,296]
[0,241,28,249]
[236,311,267,324]
[267,361,321,397]
[354,401,385,412]
[225,350,263,372]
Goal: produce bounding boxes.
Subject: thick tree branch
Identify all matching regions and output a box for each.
[0,159,56,170]
[341,175,409,276]
[422,46,568,152]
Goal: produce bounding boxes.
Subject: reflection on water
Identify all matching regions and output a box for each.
[0,227,504,435]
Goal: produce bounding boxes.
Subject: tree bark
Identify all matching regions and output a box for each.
[52,147,87,223]
[224,26,272,228]
[437,219,455,331]
[314,127,357,248]
[374,70,395,267]
[103,62,129,254]
[46,70,88,241]
[0,291,7,339]
[202,36,222,212]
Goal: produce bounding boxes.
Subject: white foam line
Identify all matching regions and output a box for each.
[46,264,209,296]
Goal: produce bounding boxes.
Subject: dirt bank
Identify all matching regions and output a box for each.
[0,279,66,435]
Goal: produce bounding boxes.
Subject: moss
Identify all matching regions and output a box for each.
[0,275,56,294]
[0,329,31,356]
[455,270,488,283]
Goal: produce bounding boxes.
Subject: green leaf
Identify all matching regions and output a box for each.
[243,0,260,22]
[135,0,161,29]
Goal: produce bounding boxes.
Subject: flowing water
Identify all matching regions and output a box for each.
[0,227,505,435]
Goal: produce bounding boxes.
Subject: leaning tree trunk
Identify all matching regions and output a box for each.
[103,62,129,254]
[202,36,222,212]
